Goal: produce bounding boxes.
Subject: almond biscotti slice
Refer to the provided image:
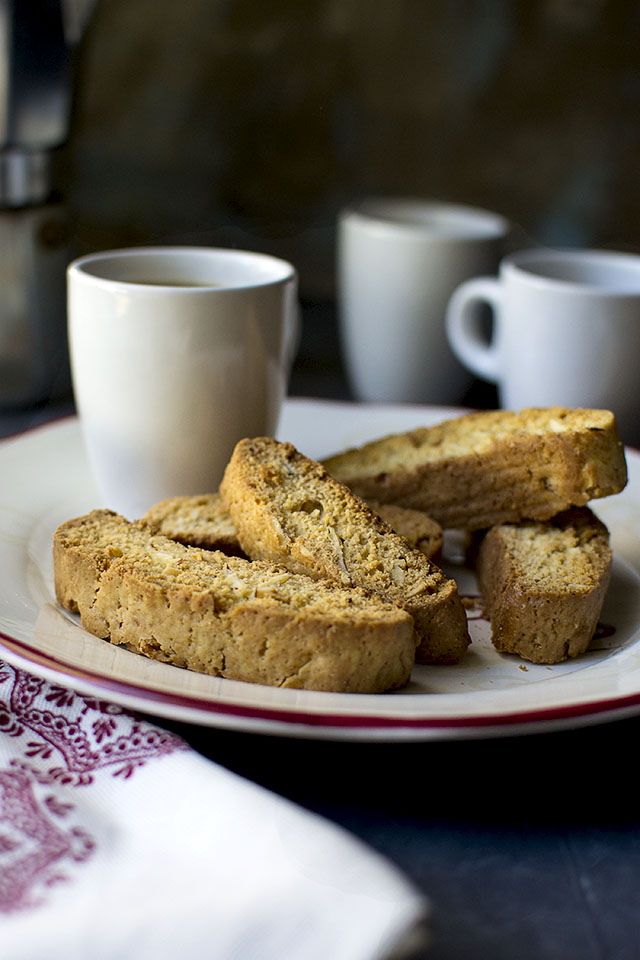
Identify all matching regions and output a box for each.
[219,438,470,664]
[323,407,628,531]
[143,493,248,557]
[53,510,416,693]
[143,492,443,561]
[476,507,612,664]
[369,502,443,561]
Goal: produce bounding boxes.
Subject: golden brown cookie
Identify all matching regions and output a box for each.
[323,407,627,530]
[220,437,470,664]
[54,510,416,692]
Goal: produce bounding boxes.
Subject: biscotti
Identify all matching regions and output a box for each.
[476,507,612,664]
[323,407,628,530]
[369,502,443,560]
[144,492,443,561]
[143,493,248,557]
[53,510,416,693]
[220,437,470,664]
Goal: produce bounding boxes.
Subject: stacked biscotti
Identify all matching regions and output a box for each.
[53,406,628,685]
[53,454,460,694]
[323,407,627,530]
[144,492,443,561]
[218,437,469,665]
[54,510,416,692]
[324,407,627,664]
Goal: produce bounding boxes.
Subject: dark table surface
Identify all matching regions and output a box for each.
[2,302,639,960]
[169,716,640,960]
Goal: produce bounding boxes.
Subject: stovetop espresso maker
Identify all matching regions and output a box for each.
[0,0,96,408]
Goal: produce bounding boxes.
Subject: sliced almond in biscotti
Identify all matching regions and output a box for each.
[323,407,628,531]
[53,510,416,693]
[220,437,470,664]
[476,507,612,664]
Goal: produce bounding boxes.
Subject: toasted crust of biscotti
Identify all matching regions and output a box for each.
[53,510,416,693]
[220,438,470,664]
[143,493,248,557]
[143,492,443,561]
[476,507,612,664]
[323,407,628,530]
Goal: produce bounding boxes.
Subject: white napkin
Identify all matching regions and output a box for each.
[0,660,429,959]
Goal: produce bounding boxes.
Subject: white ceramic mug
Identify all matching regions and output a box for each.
[337,198,510,404]
[68,246,298,519]
[446,247,640,443]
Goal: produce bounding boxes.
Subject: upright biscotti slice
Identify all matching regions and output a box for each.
[323,407,627,530]
[143,492,443,561]
[476,507,612,664]
[220,438,470,664]
[53,510,416,693]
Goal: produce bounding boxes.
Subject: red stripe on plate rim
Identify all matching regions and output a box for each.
[2,628,640,730]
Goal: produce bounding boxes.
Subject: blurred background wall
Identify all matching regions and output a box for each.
[64,0,640,305]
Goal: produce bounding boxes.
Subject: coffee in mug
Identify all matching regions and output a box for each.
[68,246,299,519]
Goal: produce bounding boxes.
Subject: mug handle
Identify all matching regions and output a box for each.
[445,276,503,383]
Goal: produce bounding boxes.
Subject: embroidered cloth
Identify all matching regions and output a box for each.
[0,661,428,959]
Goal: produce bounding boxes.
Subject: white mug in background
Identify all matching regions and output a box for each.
[68,246,298,519]
[337,198,510,404]
[446,248,640,444]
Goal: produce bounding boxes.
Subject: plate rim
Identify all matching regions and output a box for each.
[2,400,640,741]
[4,625,640,732]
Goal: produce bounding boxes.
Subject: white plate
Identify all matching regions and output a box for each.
[2,397,640,742]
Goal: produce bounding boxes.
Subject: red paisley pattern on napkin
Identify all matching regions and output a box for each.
[0,661,187,914]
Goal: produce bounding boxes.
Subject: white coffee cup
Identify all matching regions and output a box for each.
[337,198,510,404]
[68,246,298,519]
[446,247,640,443]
